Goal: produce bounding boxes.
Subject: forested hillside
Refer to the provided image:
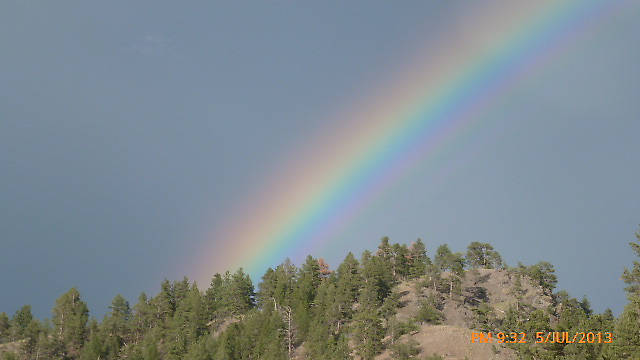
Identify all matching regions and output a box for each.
[2,231,640,360]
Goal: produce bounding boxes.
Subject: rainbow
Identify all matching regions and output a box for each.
[193,0,617,283]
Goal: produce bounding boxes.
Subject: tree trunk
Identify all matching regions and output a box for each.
[285,306,293,359]
[450,278,453,299]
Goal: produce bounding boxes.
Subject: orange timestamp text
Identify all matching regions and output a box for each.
[471,331,613,344]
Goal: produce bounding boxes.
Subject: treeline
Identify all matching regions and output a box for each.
[1,232,640,359]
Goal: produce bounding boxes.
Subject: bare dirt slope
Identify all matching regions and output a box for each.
[377,324,517,360]
[0,340,22,356]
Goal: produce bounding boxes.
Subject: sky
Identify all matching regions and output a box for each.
[1,0,639,319]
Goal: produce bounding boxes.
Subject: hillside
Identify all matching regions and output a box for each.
[375,269,550,360]
[1,235,640,360]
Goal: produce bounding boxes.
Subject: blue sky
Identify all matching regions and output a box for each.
[1,0,639,319]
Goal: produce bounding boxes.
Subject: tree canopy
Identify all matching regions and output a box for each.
[0,234,634,360]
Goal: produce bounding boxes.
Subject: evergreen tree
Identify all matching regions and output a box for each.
[360,250,393,306]
[622,229,640,299]
[103,294,131,355]
[292,255,321,338]
[390,338,421,359]
[172,277,191,309]
[306,316,334,358]
[351,306,384,360]
[131,293,154,344]
[0,312,9,343]
[154,279,176,322]
[259,260,296,311]
[435,245,465,298]
[184,335,217,360]
[408,239,430,279]
[391,243,411,280]
[315,277,349,335]
[1,352,18,360]
[52,288,89,357]
[167,284,206,359]
[379,291,403,343]
[36,325,66,360]
[611,228,640,358]
[10,305,33,341]
[4,232,638,360]
[143,341,161,360]
[434,244,453,272]
[416,299,443,325]
[526,261,558,294]
[232,268,256,314]
[204,273,224,321]
[509,273,526,311]
[376,237,393,263]
[425,263,442,292]
[20,316,42,358]
[465,242,503,269]
[80,319,108,360]
[336,252,361,306]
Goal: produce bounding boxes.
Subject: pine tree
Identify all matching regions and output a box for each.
[168,283,206,359]
[52,288,89,357]
[351,306,384,360]
[80,319,108,360]
[425,263,442,292]
[155,279,176,322]
[10,305,33,341]
[260,259,296,311]
[331,334,352,360]
[292,255,321,339]
[132,293,154,344]
[435,245,465,298]
[184,335,217,360]
[465,242,503,269]
[315,277,348,335]
[306,316,333,358]
[228,268,255,315]
[336,252,361,305]
[20,316,42,358]
[258,268,279,310]
[509,273,526,312]
[391,243,410,280]
[611,228,640,358]
[360,250,393,306]
[296,255,321,306]
[376,237,393,263]
[408,239,430,279]
[379,291,402,343]
[526,261,557,294]
[172,277,191,309]
[103,294,131,354]
[390,338,421,359]
[204,273,224,321]
[434,244,452,272]
[143,341,161,360]
[622,229,640,299]
[0,312,9,343]
[416,299,443,325]
[35,326,65,360]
